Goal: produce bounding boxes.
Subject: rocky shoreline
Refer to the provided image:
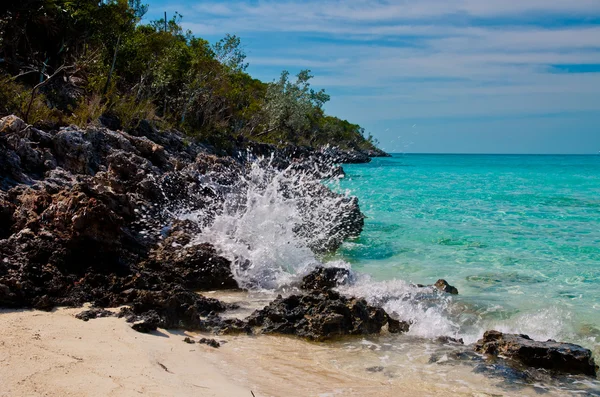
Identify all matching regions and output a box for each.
[0,115,597,380]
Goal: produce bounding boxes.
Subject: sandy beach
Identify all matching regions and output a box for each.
[0,307,417,397]
[2,304,584,397]
[0,307,252,397]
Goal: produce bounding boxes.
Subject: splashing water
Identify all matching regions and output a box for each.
[187,156,356,290]
[178,156,462,341]
[164,154,600,394]
[169,154,600,361]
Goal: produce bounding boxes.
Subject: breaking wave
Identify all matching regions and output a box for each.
[174,156,575,344]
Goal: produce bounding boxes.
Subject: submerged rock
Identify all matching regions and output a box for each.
[437,335,464,345]
[416,279,459,295]
[434,279,459,295]
[475,330,598,376]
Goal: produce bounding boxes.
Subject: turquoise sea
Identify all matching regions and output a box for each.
[201,152,600,394]
[335,154,600,353]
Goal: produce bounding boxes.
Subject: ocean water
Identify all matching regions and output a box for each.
[192,153,600,394]
[333,154,600,351]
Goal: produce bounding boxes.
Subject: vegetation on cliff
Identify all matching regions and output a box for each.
[0,0,382,152]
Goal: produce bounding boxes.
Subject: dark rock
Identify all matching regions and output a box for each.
[130,310,161,333]
[144,227,237,291]
[475,330,598,376]
[99,113,122,131]
[0,115,371,341]
[183,337,196,344]
[437,335,464,345]
[75,308,115,321]
[387,317,410,334]
[199,337,220,348]
[366,366,384,373]
[320,146,371,164]
[434,279,459,295]
[300,267,352,292]
[245,289,401,341]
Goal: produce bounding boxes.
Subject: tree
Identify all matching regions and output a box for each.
[263,69,330,139]
[212,34,248,73]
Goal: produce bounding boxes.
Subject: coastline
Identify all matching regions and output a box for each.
[0,307,250,397]
[0,305,588,397]
[1,116,598,396]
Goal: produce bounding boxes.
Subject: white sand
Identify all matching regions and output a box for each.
[0,306,571,397]
[0,307,250,397]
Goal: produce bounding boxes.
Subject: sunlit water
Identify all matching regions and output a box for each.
[186,154,600,394]
[332,154,600,353]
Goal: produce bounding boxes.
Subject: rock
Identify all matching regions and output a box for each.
[434,279,459,295]
[183,337,196,344]
[300,267,352,292]
[131,315,159,333]
[99,112,122,131]
[245,289,402,341]
[0,115,27,134]
[0,116,370,340]
[387,317,410,334]
[198,338,220,348]
[437,335,464,345]
[75,308,115,321]
[320,146,371,164]
[52,128,96,174]
[144,225,237,291]
[475,330,598,376]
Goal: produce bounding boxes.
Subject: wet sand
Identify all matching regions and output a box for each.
[0,304,594,397]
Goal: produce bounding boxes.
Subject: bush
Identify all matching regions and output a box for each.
[69,94,107,128]
[0,75,60,124]
[110,94,156,131]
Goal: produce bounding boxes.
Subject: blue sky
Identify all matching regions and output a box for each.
[144,0,600,154]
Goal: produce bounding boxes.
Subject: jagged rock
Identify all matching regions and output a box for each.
[387,317,410,334]
[437,335,464,344]
[198,338,220,348]
[475,330,598,376]
[0,116,371,340]
[144,225,237,291]
[0,115,27,134]
[300,266,352,291]
[130,310,160,333]
[434,279,459,295]
[320,146,371,164]
[52,128,96,174]
[75,308,115,321]
[245,289,402,341]
[183,337,196,344]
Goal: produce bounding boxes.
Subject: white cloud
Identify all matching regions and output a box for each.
[169,0,600,126]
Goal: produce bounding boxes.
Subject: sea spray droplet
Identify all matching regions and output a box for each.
[191,157,361,289]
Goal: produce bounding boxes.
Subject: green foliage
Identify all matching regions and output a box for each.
[212,34,248,73]
[0,75,61,124]
[69,94,106,127]
[110,94,156,130]
[0,1,381,152]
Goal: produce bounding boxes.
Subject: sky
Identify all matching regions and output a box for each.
[144,0,600,154]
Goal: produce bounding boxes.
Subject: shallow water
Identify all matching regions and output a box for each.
[191,154,600,393]
[332,154,600,354]
[209,290,600,396]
